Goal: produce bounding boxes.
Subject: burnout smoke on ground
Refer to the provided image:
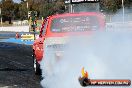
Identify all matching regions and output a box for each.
[40,8,132,88]
[40,30,132,88]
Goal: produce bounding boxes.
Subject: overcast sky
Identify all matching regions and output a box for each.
[0,0,21,3]
[13,0,21,3]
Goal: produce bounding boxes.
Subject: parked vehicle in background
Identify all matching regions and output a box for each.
[32,12,105,75]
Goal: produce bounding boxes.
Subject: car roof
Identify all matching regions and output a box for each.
[49,12,104,18]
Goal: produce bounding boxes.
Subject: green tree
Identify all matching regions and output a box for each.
[100,0,118,13]
[1,0,14,23]
[38,0,65,18]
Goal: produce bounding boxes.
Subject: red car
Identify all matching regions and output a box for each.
[32,12,105,75]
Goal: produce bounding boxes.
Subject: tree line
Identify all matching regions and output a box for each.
[0,0,132,23]
[0,0,65,23]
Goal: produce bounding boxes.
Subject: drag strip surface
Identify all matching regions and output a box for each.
[0,42,42,88]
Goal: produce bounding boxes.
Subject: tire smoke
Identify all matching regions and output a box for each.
[40,9,132,87]
[40,31,132,88]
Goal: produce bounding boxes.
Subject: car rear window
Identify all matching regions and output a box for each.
[51,16,100,32]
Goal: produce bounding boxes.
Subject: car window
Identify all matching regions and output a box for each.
[51,16,100,33]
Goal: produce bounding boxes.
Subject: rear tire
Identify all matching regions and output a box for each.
[33,50,42,75]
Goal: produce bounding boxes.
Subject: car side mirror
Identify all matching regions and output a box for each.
[39,30,43,38]
[39,34,42,38]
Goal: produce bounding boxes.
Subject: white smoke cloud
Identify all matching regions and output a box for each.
[40,8,132,88]
[40,30,132,88]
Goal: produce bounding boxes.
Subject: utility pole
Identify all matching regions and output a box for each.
[27,1,28,9]
[70,4,73,13]
[0,8,2,26]
[122,0,125,22]
[26,1,29,20]
[23,0,29,19]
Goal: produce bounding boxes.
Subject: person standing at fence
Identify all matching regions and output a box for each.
[15,32,20,39]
